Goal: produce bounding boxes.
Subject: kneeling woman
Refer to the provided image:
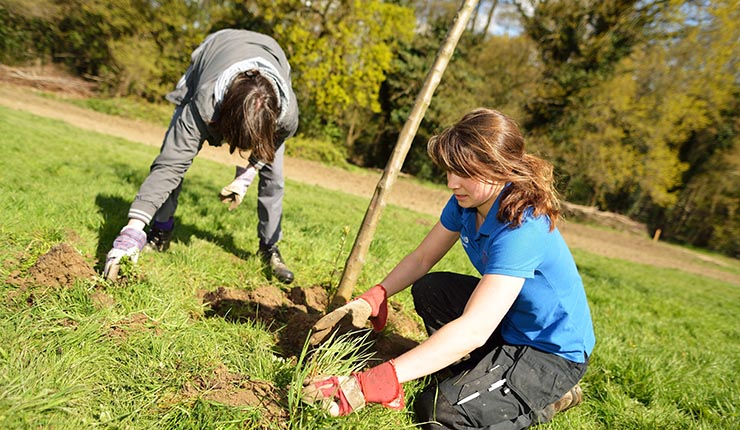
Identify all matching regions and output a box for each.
[304,108,595,430]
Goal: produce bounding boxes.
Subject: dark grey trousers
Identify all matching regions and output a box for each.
[411,272,588,430]
[152,143,285,247]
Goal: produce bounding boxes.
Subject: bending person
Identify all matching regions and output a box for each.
[103,28,299,284]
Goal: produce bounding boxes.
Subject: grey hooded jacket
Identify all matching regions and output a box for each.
[128,29,299,224]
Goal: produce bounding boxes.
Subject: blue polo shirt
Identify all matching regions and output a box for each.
[440,194,595,363]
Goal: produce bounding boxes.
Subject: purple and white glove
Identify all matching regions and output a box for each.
[218,165,257,211]
[103,227,147,281]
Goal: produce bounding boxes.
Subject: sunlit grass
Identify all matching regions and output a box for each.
[1,106,739,429]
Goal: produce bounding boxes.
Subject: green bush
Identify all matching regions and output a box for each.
[286,135,350,168]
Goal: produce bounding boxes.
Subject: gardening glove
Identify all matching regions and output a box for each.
[302,360,404,417]
[103,226,147,281]
[309,284,388,346]
[218,165,257,211]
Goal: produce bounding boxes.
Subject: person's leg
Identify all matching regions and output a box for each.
[145,182,180,252]
[256,145,293,283]
[256,145,284,247]
[412,272,479,334]
[414,345,587,430]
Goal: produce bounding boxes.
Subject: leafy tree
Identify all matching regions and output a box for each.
[45,0,205,98]
[364,2,537,181]
[645,0,740,255]
[518,0,663,129]
[0,0,59,64]
[363,19,489,179]
[246,0,415,148]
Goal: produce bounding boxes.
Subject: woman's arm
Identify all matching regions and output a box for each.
[380,221,459,297]
[393,273,524,383]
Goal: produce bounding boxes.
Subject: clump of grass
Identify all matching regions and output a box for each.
[288,330,374,413]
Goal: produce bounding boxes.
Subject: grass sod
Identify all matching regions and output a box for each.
[0,105,737,428]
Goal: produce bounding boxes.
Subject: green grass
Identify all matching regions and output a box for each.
[1,105,739,429]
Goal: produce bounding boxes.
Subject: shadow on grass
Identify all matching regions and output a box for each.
[94,194,254,273]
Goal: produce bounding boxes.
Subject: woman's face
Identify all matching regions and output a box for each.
[447,172,500,214]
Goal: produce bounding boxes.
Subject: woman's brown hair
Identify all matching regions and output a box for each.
[214,70,278,162]
[427,108,561,231]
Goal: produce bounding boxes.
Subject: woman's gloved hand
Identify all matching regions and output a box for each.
[103,226,147,281]
[302,361,404,416]
[309,284,388,345]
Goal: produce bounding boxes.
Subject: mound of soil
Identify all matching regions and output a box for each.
[193,284,424,419]
[183,363,286,420]
[11,243,97,289]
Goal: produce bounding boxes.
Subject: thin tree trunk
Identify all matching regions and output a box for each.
[469,1,480,32]
[482,0,499,37]
[331,0,479,309]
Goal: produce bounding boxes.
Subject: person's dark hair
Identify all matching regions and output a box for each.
[427,108,561,231]
[213,70,279,162]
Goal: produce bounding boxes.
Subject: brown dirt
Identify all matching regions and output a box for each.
[108,312,163,339]
[197,285,421,361]
[181,363,287,421]
[1,73,737,286]
[7,243,97,290]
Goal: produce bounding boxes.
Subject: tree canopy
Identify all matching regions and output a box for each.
[1,0,737,257]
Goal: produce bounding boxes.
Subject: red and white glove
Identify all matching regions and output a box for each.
[359,284,388,332]
[302,361,404,416]
[218,165,257,210]
[309,284,388,345]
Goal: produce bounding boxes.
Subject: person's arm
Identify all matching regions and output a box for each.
[380,221,459,297]
[129,102,205,224]
[105,103,204,281]
[308,221,458,345]
[393,273,524,382]
[302,272,525,415]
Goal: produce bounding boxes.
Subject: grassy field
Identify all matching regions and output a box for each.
[1,105,739,429]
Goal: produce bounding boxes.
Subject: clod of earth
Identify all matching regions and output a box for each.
[10,242,96,289]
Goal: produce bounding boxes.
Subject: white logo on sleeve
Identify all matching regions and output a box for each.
[461,235,469,248]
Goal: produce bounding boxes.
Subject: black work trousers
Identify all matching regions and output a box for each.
[411,272,588,430]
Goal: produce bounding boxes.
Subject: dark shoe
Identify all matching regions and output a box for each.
[145,219,174,252]
[260,244,294,284]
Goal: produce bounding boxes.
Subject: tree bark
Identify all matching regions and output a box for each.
[482,0,499,37]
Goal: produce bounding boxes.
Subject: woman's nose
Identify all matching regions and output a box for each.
[447,172,460,189]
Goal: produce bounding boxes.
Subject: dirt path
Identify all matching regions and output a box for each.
[2,83,738,286]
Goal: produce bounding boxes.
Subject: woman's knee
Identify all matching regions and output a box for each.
[411,273,444,320]
[414,385,459,430]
